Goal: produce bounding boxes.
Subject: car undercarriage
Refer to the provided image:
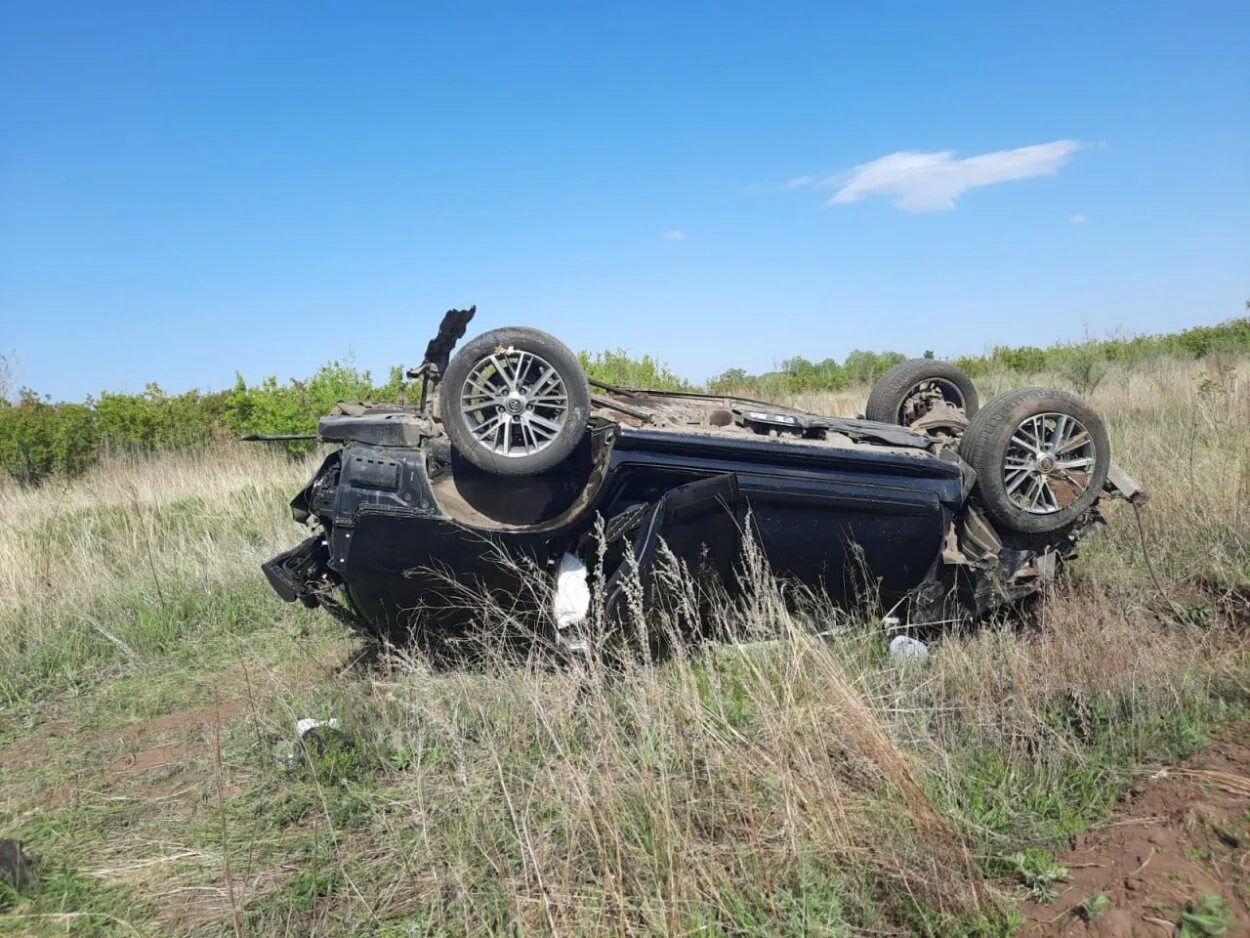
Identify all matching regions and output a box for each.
[261,307,1144,649]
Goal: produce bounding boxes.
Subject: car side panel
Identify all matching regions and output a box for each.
[604,429,961,599]
[316,426,966,636]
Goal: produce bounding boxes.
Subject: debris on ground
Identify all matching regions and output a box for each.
[553,552,591,629]
[274,717,353,769]
[888,634,930,663]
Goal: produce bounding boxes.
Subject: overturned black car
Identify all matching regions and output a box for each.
[263,308,1143,648]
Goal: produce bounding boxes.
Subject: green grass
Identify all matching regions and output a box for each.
[1079,891,1111,922]
[2,359,1250,934]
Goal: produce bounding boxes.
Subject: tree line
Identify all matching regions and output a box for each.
[2,316,1247,485]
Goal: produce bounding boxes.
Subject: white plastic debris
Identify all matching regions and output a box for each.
[888,635,930,663]
[296,717,340,738]
[552,553,591,630]
[275,717,352,767]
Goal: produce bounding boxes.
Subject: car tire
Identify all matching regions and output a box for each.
[439,326,591,477]
[958,387,1111,535]
[865,359,980,427]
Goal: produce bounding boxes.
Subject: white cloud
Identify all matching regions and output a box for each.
[662,229,686,241]
[823,140,1081,212]
[784,175,814,189]
[1069,213,1088,224]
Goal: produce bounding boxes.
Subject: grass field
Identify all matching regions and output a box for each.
[1,356,1249,936]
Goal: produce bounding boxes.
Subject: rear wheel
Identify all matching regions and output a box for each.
[439,327,591,476]
[958,387,1111,535]
[865,359,979,429]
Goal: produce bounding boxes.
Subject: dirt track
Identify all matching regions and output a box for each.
[1020,725,1250,936]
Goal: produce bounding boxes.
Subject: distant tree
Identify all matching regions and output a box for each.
[923,349,935,359]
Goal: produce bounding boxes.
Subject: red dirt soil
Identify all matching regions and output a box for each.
[1019,727,1250,937]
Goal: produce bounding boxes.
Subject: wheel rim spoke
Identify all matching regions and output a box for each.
[1004,468,1031,495]
[463,374,499,399]
[1024,475,1044,510]
[530,366,560,398]
[470,412,507,443]
[1056,457,1094,471]
[1062,472,1089,494]
[488,355,517,393]
[525,411,563,436]
[1038,478,1059,511]
[1011,433,1041,456]
[1056,431,1091,456]
[1051,414,1068,450]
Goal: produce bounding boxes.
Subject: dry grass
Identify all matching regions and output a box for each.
[1,356,1248,936]
[0,445,318,617]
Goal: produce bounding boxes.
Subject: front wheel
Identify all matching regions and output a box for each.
[958,388,1111,535]
[439,326,591,476]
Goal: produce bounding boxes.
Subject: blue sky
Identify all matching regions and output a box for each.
[2,2,1247,400]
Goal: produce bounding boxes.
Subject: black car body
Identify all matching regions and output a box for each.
[263,309,1140,646]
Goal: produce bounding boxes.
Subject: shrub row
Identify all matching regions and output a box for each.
[709,349,909,396]
[3,317,1247,485]
[577,349,690,391]
[0,363,400,485]
[709,316,1250,397]
[951,316,1250,379]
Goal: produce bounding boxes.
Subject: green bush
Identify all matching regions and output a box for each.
[95,384,226,452]
[0,391,99,485]
[577,349,689,390]
[0,362,407,485]
[990,344,1048,373]
[952,354,989,378]
[1052,341,1110,398]
[223,362,403,439]
[709,351,903,396]
[947,317,1250,382]
[843,349,906,384]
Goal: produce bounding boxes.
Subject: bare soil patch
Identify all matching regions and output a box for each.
[110,700,248,743]
[98,701,250,803]
[0,719,72,770]
[107,740,207,775]
[2,702,249,773]
[1020,725,1250,936]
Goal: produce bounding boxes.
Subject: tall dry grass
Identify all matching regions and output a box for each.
[0,355,1248,935]
[0,445,316,609]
